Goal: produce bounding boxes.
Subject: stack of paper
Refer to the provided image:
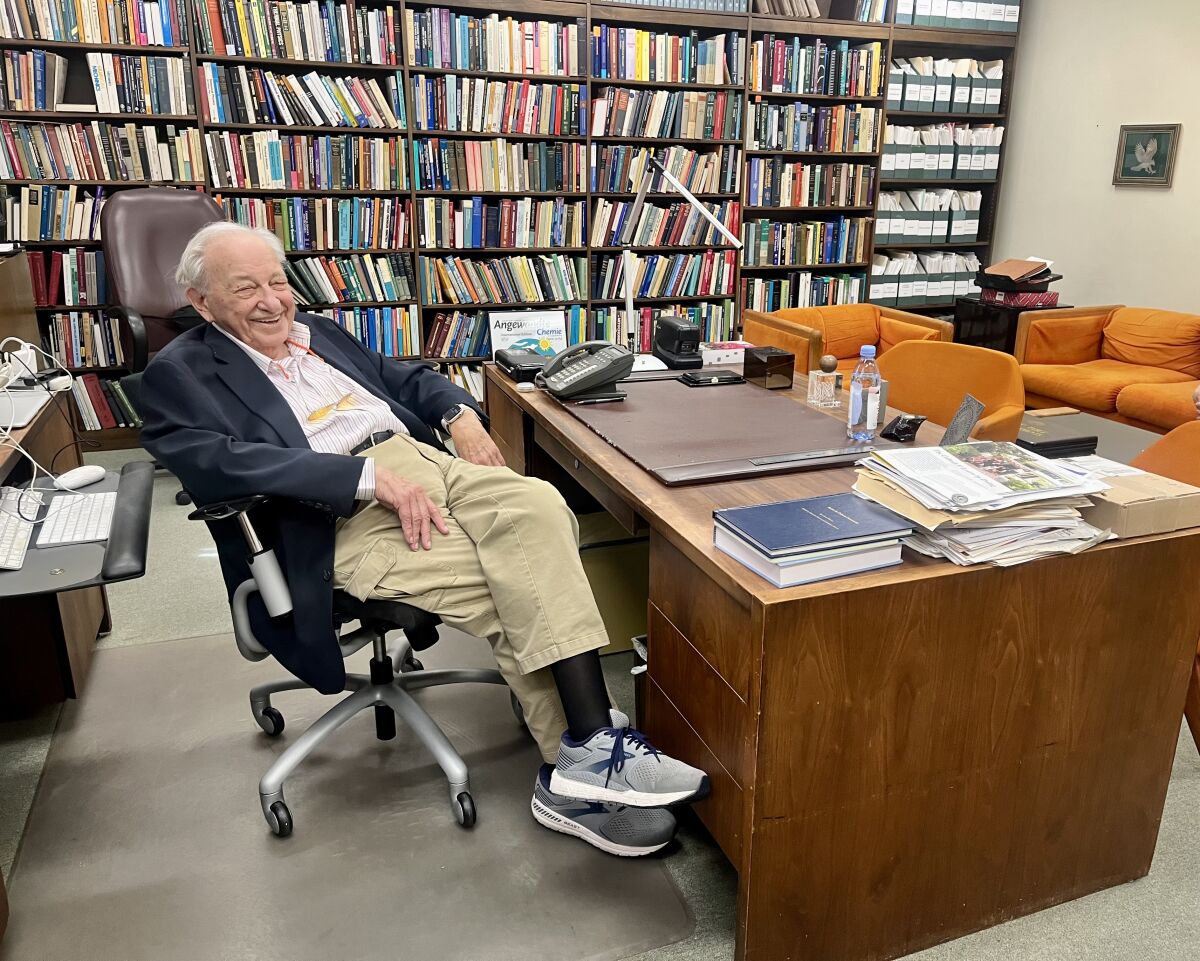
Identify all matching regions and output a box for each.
[854,442,1112,567]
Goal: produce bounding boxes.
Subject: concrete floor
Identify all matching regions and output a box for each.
[1,450,1196,961]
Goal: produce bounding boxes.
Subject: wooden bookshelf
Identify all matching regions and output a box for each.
[8,0,1022,443]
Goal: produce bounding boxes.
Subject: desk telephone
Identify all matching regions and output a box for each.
[537,341,635,402]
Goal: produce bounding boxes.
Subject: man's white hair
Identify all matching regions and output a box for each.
[175,221,286,293]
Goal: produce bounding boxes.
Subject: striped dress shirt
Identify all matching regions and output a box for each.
[213,321,407,499]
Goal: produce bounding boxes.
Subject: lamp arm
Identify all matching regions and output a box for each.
[647,156,743,249]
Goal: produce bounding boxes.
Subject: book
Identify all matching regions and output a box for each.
[713,493,912,560]
[714,529,903,588]
[1015,419,1098,459]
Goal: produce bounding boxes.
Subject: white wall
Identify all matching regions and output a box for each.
[994,0,1200,311]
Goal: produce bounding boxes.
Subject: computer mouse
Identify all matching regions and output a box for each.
[54,465,107,491]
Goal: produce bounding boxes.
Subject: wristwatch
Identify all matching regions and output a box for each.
[440,403,473,432]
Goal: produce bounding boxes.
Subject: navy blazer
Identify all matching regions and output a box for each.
[140,312,482,694]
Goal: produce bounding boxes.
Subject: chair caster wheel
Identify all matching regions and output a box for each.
[267,800,292,838]
[454,791,476,828]
[174,490,191,506]
[256,706,285,737]
[510,691,527,730]
[401,655,423,673]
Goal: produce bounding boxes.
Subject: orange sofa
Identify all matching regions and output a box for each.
[742,304,953,377]
[1014,306,1200,433]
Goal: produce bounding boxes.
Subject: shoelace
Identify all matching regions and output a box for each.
[604,726,660,787]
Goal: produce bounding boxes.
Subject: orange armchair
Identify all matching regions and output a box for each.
[742,304,952,377]
[1015,306,1200,433]
[1130,422,1200,756]
[876,341,1026,441]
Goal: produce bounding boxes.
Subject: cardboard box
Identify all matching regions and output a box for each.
[1081,470,1200,540]
[701,341,752,367]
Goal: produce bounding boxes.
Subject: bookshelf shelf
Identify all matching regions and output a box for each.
[745,150,879,158]
[416,190,588,197]
[423,247,587,255]
[888,110,1006,121]
[406,0,586,13]
[748,16,893,41]
[590,136,743,146]
[283,248,416,256]
[36,304,113,311]
[592,3,747,30]
[78,426,142,449]
[879,178,998,186]
[747,90,885,103]
[0,111,195,123]
[24,239,102,246]
[874,241,989,250]
[1,179,205,186]
[591,293,735,305]
[592,77,745,92]
[66,364,128,375]
[0,39,189,54]
[212,188,404,196]
[414,129,587,141]
[744,205,875,214]
[740,262,870,272]
[594,245,740,253]
[204,123,406,135]
[427,355,492,364]
[890,26,1017,49]
[422,300,584,310]
[408,65,586,82]
[594,192,738,201]
[195,54,402,72]
[306,300,418,309]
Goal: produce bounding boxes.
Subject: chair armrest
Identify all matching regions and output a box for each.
[99,461,154,582]
[879,306,954,341]
[972,405,1026,442]
[106,305,149,373]
[1014,306,1119,365]
[741,309,824,372]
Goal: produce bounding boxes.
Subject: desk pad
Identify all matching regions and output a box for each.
[561,378,875,485]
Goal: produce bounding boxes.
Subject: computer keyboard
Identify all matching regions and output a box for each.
[0,487,43,570]
[37,491,116,547]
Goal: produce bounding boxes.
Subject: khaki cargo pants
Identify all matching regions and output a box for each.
[333,434,610,763]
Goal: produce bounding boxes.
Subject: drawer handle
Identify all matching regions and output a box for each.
[573,458,581,470]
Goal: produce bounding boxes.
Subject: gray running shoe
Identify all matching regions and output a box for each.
[532,765,676,856]
[550,710,710,807]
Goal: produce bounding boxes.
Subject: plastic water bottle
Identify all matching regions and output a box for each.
[847,346,882,443]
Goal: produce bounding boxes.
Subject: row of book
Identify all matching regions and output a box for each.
[44,312,125,371]
[84,52,194,116]
[409,76,586,137]
[0,49,68,112]
[0,184,107,242]
[442,363,485,402]
[27,247,107,307]
[203,131,408,190]
[590,26,745,86]
[592,144,741,196]
[411,138,588,193]
[749,38,885,98]
[285,253,417,306]
[598,301,736,353]
[0,120,203,182]
[592,249,737,300]
[591,88,742,141]
[193,0,362,63]
[742,272,865,312]
[589,198,742,249]
[423,310,492,359]
[405,8,586,78]
[745,159,876,208]
[417,196,586,250]
[217,195,412,252]
[747,101,880,153]
[198,65,405,130]
[740,216,872,268]
[325,305,421,358]
[71,374,142,430]
[419,254,587,306]
[0,0,189,45]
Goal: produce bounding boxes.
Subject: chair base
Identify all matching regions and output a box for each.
[250,634,507,837]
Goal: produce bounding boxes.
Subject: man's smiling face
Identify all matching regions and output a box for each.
[188,232,296,360]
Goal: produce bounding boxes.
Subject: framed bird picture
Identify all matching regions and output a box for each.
[1113,124,1181,187]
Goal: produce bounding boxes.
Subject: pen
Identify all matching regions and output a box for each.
[574,397,624,405]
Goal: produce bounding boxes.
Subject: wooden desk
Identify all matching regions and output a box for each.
[0,395,109,716]
[485,367,1200,961]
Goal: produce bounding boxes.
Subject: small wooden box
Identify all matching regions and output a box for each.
[744,346,795,390]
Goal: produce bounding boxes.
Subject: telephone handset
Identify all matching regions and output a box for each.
[537,341,635,401]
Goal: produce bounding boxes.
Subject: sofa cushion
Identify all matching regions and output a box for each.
[1020,359,1193,412]
[878,315,942,356]
[817,304,882,360]
[1115,380,1200,431]
[1101,308,1200,377]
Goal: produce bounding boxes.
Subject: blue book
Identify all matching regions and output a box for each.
[713,493,912,560]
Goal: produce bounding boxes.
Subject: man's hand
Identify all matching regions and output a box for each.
[449,410,506,467]
[373,466,449,551]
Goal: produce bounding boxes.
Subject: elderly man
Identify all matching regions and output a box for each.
[140,223,707,856]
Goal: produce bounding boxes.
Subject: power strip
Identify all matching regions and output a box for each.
[0,360,12,390]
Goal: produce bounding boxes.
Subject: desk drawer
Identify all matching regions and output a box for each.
[644,676,744,868]
[533,423,643,535]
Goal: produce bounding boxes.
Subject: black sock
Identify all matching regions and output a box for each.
[550,650,611,741]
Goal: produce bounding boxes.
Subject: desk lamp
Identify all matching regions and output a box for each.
[617,155,744,366]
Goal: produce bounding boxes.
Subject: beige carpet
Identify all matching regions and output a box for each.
[0,631,693,961]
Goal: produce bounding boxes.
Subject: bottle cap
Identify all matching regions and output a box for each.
[860,345,876,358]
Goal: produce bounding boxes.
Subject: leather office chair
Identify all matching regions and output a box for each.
[189,494,522,837]
[101,187,225,505]
[1130,421,1200,756]
[876,340,1026,441]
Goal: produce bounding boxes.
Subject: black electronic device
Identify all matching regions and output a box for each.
[495,347,550,383]
[538,341,635,401]
[651,315,703,370]
[680,370,745,387]
[881,413,927,443]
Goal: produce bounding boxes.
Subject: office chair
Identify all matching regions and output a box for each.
[1130,421,1200,756]
[101,187,225,505]
[188,494,524,837]
[876,340,1026,441]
